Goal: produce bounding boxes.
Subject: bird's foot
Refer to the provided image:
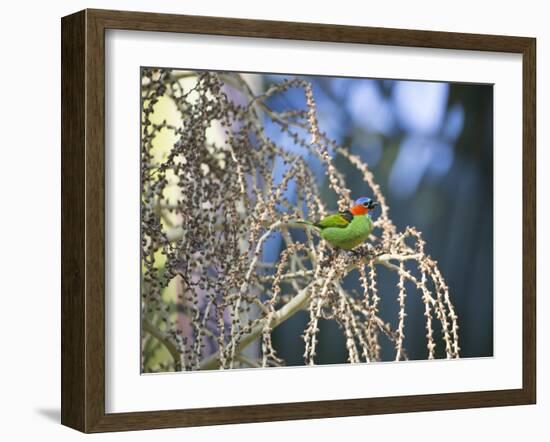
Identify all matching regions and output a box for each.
[346,249,361,259]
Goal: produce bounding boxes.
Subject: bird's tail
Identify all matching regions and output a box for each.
[292,220,320,229]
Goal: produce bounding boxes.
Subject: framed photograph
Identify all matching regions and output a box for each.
[61,9,536,432]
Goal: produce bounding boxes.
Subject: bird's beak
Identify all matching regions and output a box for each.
[368,201,379,210]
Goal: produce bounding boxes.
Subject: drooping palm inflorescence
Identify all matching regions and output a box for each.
[140,68,460,372]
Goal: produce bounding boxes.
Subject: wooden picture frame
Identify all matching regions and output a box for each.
[61,8,536,433]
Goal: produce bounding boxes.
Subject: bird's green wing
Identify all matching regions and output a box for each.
[315,211,352,229]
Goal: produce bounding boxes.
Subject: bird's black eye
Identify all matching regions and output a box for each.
[363,201,370,207]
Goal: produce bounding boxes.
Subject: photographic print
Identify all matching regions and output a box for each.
[140,68,493,373]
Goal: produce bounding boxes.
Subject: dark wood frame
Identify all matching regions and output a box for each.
[61,8,536,433]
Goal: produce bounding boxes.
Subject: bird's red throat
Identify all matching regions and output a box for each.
[350,204,369,216]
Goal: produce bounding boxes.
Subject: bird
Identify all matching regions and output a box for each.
[298,197,379,250]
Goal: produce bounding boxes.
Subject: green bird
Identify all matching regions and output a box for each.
[300,197,379,250]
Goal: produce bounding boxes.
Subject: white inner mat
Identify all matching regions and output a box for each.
[105,29,523,413]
